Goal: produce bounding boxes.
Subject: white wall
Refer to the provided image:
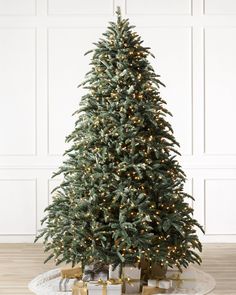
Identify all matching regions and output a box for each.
[0,0,236,243]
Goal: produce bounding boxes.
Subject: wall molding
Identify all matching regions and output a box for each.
[125,0,193,16]
[0,179,37,236]
[0,0,36,16]
[0,27,37,157]
[203,27,236,156]
[204,178,236,236]
[47,0,115,16]
[203,0,236,15]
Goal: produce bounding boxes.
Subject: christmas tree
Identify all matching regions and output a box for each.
[36,7,203,271]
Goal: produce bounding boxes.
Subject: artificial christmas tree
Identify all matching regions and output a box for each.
[35,7,203,275]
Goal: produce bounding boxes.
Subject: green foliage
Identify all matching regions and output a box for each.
[35,7,204,270]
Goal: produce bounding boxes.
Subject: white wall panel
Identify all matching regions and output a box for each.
[0,179,36,235]
[204,0,236,14]
[126,0,191,15]
[205,179,236,234]
[0,29,36,155]
[48,28,104,155]
[0,0,35,15]
[137,27,192,155]
[204,28,236,155]
[48,0,114,15]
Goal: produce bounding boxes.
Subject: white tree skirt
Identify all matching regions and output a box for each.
[28,266,215,295]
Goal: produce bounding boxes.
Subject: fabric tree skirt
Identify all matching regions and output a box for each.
[28,265,215,295]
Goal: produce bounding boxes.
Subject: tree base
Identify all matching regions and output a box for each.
[150,263,167,279]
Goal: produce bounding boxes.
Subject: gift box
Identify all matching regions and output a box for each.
[147,279,172,289]
[59,277,78,292]
[83,265,93,281]
[94,272,108,281]
[147,280,157,287]
[142,285,161,295]
[87,281,122,295]
[83,262,108,282]
[61,264,82,279]
[106,283,122,295]
[109,264,121,279]
[122,265,141,293]
[158,279,172,289]
[72,281,88,295]
[59,264,82,292]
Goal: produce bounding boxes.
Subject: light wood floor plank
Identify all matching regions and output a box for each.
[0,243,235,294]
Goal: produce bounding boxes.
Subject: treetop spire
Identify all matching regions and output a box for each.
[116,6,122,23]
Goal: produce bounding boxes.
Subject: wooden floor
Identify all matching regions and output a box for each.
[0,244,235,294]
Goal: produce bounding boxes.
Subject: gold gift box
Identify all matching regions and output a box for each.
[61,264,82,279]
[142,285,170,295]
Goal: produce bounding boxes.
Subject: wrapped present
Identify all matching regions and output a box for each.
[109,264,121,279]
[122,265,141,293]
[61,264,82,279]
[83,262,108,281]
[158,279,172,289]
[72,281,88,295]
[59,264,83,292]
[147,279,172,289]
[94,272,107,281]
[83,265,95,282]
[87,281,122,295]
[87,281,103,295]
[142,285,161,295]
[106,282,122,295]
[147,280,157,287]
[59,277,79,292]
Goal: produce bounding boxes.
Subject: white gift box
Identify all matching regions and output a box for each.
[87,282,103,295]
[147,279,157,287]
[94,272,108,281]
[109,265,121,279]
[158,279,172,289]
[83,265,94,281]
[59,278,78,291]
[83,265,108,282]
[122,266,141,293]
[87,281,122,295]
[147,279,172,290]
